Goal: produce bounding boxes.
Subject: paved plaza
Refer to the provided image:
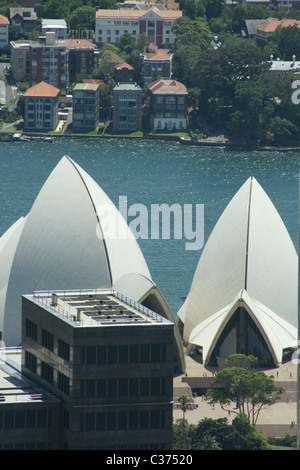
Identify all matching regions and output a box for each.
[173,355,298,436]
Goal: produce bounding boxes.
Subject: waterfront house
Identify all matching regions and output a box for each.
[148,79,188,131]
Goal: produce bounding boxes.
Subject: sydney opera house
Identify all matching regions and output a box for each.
[0,158,297,373]
[177,177,298,369]
[0,156,185,370]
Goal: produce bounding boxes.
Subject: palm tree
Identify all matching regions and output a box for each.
[196,434,221,450]
[178,395,192,420]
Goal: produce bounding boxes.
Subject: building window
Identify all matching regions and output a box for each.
[80,410,165,432]
[57,372,70,395]
[25,350,37,373]
[41,361,54,384]
[25,319,37,341]
[58,339,70,361]
[80,343,166,365]
[41,329,54,351]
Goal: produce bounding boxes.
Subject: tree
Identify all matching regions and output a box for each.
[266,25,300,60]
[269,116,299,145]
[41,0,69,19]
[179,0,205,20]
[195,434,221,450]
[171,17,211,85]
[177,395,192,420]
[191,415,271,450]
[204,0,225,20]
[205,367,284,425]
[69,5,96,30]
[225,354,258,368]
[172,418,195,450]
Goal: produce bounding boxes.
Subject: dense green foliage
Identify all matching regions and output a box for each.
[173,414,271,450]
[169,4,300,145]
[205,366,284,425]
[3,0,300,143]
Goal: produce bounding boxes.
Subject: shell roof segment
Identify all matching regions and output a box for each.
[177,177,297,365]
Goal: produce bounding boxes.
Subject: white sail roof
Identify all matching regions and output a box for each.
[177,177,298,365]
[1,157,176,349]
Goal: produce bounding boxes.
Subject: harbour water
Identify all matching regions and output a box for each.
[0,137,299,315]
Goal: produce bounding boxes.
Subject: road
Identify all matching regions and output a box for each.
[0,62,18,111]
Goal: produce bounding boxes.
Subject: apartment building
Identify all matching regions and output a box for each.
[72,83,100,131]
[114,61,134,83]
[67,39,99,83]
[21,289,174,450]
[140,51,173,86]
[0,15,9,49]
[29,32,68,95]
[23,81,60,131]
[113,83,143,131]
[95,6,181,47]
[148,79,188,131]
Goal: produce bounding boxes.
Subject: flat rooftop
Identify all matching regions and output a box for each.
[24,289,172,327]
[0,348,59,405]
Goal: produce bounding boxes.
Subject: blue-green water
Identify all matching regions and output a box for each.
[0,137,299,314]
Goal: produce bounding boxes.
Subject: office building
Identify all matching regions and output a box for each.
[21,289,174,449]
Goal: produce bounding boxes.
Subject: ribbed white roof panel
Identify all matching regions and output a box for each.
[178,177,251,342]
[178,177,297,364]
[0,217,26,332]
[246,179,297,327]
[2,157,151,345]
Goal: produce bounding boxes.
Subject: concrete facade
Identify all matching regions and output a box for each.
[72,83,100,131]
[21,289,174,450]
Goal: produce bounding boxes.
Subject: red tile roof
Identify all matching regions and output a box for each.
[24,81,60,97]
[115,61,134,70]
[96,6,181,20]
[256,19,300,32]
[148,79,187,94]
[0,15,9,25]
[67,39,97,49]
[82,79,105,85]
[145,51,171,60]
